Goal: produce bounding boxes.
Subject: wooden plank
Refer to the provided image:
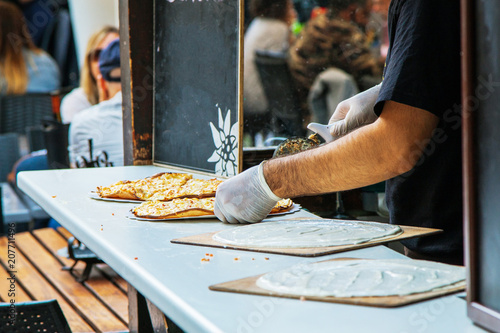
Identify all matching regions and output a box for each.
[209,258,466,308]
[127,284,140,333]
[171,224,442,257]
[95,264,129,293]
[56,227,129,293]
[56,226,73,240]
[128,284,154,333]
[36,228,103,275]
[146,298,168,333]
[15,232,127,332]
[0,236,93,332]
[0,260,32,303]
[83,278,129,325]
[33,228,128,325]
[128,285,170,333]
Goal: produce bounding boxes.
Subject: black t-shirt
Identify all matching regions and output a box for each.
[374,0,463,259]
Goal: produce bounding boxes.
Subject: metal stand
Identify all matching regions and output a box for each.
[76,139,114,168]
[332,192,351,219]
[62,237,103,282]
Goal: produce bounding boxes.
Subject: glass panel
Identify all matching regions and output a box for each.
[474,0,500,314]
[242,0,389,147]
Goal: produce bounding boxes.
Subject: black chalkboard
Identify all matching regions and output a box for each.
[153,0,242,176]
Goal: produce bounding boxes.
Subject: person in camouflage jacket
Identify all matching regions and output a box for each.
[288,0,383,112]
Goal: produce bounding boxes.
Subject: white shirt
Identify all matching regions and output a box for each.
[60,87,92,124]
[68,91,124,167]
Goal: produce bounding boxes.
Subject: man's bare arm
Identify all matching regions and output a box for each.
[265,101,440,198]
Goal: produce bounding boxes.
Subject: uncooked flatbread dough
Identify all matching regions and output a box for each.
[256,259,465,297]
[212,219,402,248]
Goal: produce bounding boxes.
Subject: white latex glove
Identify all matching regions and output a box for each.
[214,163,281,224]
[328,83,382,137]
[307,122,335,143]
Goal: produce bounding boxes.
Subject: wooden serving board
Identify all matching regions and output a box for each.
[171,224,441,257]
[209,258,466,308]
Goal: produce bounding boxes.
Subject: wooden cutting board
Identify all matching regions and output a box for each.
[171,224,441,257]
[209,258,465,308]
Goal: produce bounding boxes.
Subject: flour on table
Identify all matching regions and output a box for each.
[212,219,402,248]
[256,259,465,297]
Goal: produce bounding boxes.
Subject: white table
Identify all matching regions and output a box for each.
[18,166,485,333]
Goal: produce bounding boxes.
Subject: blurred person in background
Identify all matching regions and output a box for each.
[243,0,297,146]
[288,0,383,112]
[3,0,59,47]
[60,26,119,124]
[68,38,124,167]
[0,1,60,94]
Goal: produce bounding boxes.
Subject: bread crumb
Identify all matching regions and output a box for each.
[52,195,56,198]
[264,257,269,260]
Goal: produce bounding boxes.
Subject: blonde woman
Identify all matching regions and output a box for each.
[0,2,61,95]
[60,26,119,124]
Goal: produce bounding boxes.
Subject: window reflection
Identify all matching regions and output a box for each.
[242,0,390,147]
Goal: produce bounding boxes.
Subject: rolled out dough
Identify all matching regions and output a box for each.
[212,219,402,248]
[256,259,465,297]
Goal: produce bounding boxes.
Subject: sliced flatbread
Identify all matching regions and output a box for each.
[131,198,295,220]
[131,197,216,219]
[96,172,223,201]
[148,178,224,201]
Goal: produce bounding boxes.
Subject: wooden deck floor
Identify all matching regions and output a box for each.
[0,227,129,332]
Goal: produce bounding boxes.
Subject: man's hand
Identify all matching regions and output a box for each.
[214,163,281,224]
[329,83,382,137]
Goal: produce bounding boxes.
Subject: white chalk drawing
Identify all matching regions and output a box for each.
[207,107,238,176]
